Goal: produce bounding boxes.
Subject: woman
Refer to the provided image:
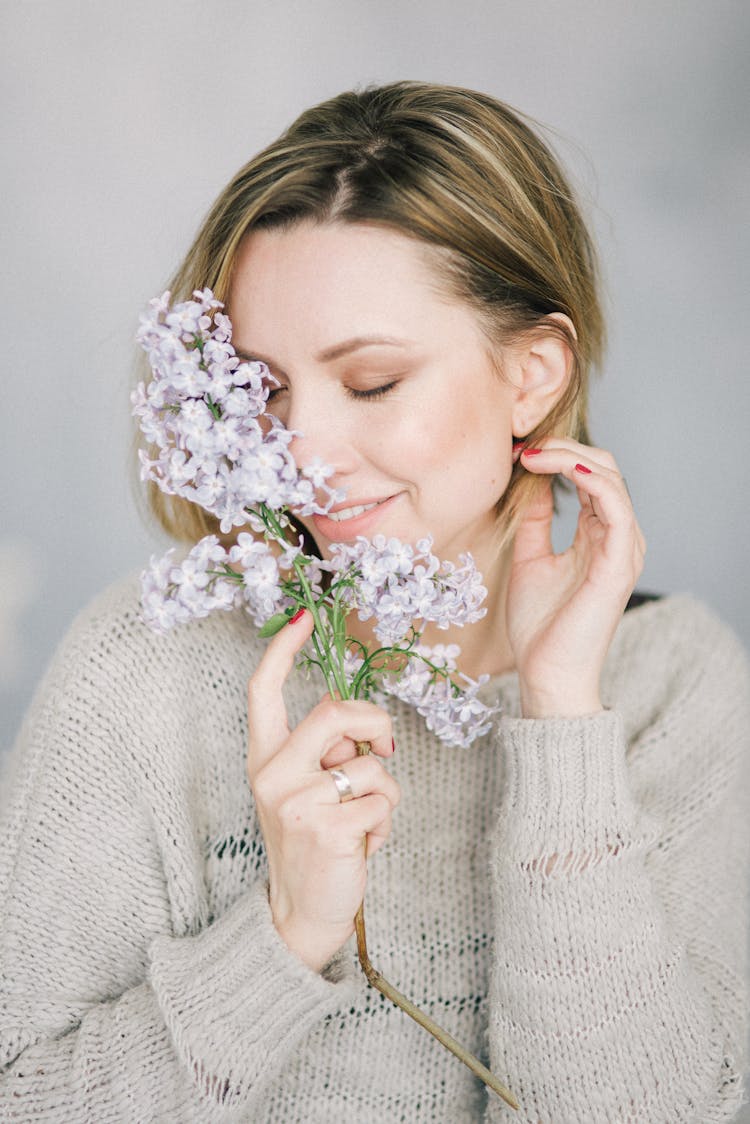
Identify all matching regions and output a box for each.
[1,80,748,1122]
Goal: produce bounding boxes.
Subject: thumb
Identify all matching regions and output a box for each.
[512,478,554,565]
[246,608,315,776]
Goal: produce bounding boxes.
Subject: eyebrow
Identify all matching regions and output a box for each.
[236,335,413,370]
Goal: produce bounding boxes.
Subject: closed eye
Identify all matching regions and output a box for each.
[264,378,400,404]
[345,380,400,401]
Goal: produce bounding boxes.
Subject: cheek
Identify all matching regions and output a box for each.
[406,395,507,480]
[433,405,513,510]
[402,395,472,464]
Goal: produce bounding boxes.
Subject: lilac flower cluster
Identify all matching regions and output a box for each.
[328,535,488,646]
[140,533,313,633]
[140,537,239,633]
[132,289,342,534]
[380,644,498,748]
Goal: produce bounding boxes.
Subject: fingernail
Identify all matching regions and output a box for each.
[288,608,306,624]
[574,463,592,474]
[523,448,543,456]
[391,737,396,754]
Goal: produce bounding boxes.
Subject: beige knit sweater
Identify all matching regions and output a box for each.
[1,574,748,1122]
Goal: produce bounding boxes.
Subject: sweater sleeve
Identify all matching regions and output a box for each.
[0,602,359,1121]
[484,602,750,1123]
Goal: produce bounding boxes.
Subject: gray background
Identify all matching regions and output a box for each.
[2,1,748,749]
[1,0,749,1114]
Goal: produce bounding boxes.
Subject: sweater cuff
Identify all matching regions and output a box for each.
[494,709,653,862]
[148,881,360,1098]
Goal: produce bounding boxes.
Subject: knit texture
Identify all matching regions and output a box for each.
[1,574,748,1122]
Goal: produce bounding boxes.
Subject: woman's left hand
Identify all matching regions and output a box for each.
[507,438,646,719]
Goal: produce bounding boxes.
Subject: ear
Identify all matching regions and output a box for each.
[508,312,576,438]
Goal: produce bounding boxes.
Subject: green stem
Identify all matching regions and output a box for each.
[256,505,348,699]
[296,563,348,699]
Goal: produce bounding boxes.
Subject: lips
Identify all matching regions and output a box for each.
[312,493,400,540]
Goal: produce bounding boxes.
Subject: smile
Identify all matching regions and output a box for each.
[326,501,383,523]
[311,493,401,540]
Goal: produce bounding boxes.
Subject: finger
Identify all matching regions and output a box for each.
[566,458,633,521]
[512,477,554,564]
[568,458,647,597]
[523,444,640,555]
[337,793,395,849]
[318,754,400,808]
[565,460,624,526]
[247,608,314,776]
[321,736,368,770]
[521,447,631,512]
[566,461,644,589]
[575,483,595,517]
[293,695,377,774]
[521,437,620,474]
[271,697,394,776]
[365,808,393,857]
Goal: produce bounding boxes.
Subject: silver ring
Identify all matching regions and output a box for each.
[328,767,355,803]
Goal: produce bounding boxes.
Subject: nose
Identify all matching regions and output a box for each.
[285,390,360,483]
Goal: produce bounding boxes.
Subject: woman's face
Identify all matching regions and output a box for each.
[228,220,517,565]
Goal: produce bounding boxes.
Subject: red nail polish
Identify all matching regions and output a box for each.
[391,737,396,754]
[288,608,306,624]
[575,463,592,474]
[523,448,543,456]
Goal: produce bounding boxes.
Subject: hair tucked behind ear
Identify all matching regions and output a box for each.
[134,80,606,553]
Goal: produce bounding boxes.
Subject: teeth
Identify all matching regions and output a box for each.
[327,501,380,522]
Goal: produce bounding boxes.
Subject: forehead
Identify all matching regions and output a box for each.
[227,221,468,351]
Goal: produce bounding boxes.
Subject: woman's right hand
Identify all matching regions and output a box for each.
[246,609,399,973]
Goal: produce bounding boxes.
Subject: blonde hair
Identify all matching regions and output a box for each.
[135,79,606,551]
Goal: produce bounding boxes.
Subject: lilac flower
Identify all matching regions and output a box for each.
[238,556,289,626]
[302,456,336,490]
[381,644,498,749]
[141,538,238,634]
[327,535,487,646]
[132,290,342,535]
